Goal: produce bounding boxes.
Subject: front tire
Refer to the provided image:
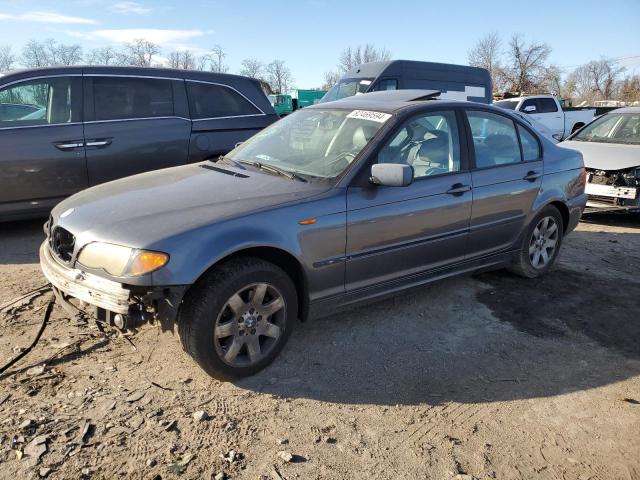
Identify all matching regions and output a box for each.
[509,205,564,278]
[178,257,297,380]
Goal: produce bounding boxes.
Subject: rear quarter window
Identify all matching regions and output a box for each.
[187,82,261,119]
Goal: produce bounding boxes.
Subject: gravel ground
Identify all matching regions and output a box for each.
[0,213,638,480]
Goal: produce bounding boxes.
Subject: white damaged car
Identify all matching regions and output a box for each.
[561,107,640,213]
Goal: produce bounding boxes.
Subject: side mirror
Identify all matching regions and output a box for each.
[523,105,537,113]
[370,163,413,187]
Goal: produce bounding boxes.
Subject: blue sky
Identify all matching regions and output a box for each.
[0,0,638,87]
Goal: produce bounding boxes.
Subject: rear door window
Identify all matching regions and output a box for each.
[537,98,558,113]
[93,77,174,121]
[467,110,522,168]
[0,77,79,127]
[187,82,261,119]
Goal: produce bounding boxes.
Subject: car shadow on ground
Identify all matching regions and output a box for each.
[0,219,44,265]
[240,226,640,406]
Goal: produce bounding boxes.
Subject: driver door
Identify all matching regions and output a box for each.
[345,109,472,291]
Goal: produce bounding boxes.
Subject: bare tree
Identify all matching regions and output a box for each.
[338,44,390,73]
[321,44,390,89]
[122,39,160,67]
[500,35,552,94]
[22,40,52,67]
[618,75,640,103]
[86,46,120,66]
[322,70,341,89]
[265,59,293,94]
[209,45,228,73]
[22,39,83,67]
[569,58,626,101]
[55,43,83,66]
[168,50,196,70]
[0,45,16,72]
[467,32,503,92]
[239,58,265,80]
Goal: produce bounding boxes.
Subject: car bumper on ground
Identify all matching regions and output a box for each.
[39,241,187,328]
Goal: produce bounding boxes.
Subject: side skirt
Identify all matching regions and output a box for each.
[307,250,515,320]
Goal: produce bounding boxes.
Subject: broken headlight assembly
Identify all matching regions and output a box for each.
[77,242,169,277]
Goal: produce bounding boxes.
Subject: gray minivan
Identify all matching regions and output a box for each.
[320,60,492,104]
[0,66,278,221]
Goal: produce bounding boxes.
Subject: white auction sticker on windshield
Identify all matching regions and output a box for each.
[347,110,392,123]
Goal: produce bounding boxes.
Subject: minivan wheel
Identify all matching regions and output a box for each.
[178,257,297,380]
[508,205,564,278]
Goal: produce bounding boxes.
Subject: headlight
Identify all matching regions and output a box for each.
[77,242,169,277]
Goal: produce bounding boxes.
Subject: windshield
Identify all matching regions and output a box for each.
[320,78,374,103]
[573,112,640,145]
[494,100,519,110]
[227,108,389,178]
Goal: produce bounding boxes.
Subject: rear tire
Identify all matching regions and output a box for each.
[508,205,564,278]
[178,257,297,380]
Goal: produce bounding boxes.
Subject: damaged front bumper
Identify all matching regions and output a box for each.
[39,241,186,329]
[585,168,640,212]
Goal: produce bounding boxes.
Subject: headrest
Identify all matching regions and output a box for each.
[352,125,378,150]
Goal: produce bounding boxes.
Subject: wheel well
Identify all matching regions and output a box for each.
[549,201,570,235]
[226,247,308,321]
[572,122,585,133]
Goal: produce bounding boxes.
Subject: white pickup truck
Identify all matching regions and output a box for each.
[495,95,595,141]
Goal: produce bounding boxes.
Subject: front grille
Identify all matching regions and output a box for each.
[50,226,75,263]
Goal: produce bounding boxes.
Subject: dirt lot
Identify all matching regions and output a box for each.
[0,214,639,480]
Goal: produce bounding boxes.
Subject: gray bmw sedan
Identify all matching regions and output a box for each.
[40,90,587,379]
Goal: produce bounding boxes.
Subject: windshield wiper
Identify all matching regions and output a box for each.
[239,160,307,182]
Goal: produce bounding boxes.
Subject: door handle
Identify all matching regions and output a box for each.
[446,183,471,195]
[54,141,84,150]
[523,170,542,181]
[85,139,112,148]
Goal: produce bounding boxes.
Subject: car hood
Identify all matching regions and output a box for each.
[52,162,329,248]
[560,140,640,170]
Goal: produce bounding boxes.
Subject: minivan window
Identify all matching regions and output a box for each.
[467,110,522,168]
[93,77,174,121]
[0,77,76,127]
[187,82,261,119]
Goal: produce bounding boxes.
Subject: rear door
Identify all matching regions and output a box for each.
[465,109,543,257]
[0,75,86,218]
[83,75,191,185]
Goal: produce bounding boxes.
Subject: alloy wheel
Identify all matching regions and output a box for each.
[529,216,559,269]
[213,283,285,367]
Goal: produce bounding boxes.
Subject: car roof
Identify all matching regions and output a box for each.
[0,65,257,84]
[308,89,493,114]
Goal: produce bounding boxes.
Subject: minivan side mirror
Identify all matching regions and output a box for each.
[370,163,413,187]
[523,105,537,113]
